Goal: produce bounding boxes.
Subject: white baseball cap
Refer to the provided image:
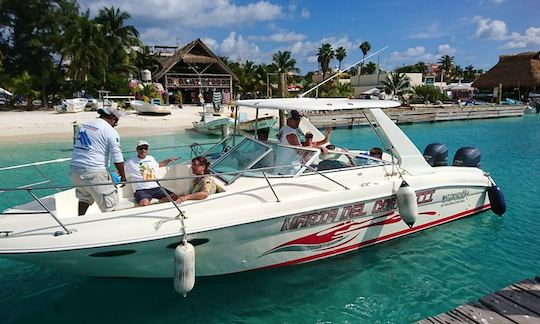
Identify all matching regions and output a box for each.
[136,140,149,147]
[98,107,121,120]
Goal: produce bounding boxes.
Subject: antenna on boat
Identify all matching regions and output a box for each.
[299,46,389,98]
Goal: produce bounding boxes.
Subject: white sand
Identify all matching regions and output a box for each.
[0,104,278,143]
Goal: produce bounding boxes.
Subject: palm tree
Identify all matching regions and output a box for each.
[464,65,475,81]
[62,10,107,92]
[317,43,334,76]
[359,41,371,74]
[272,51,300,74]
[437,55,455,83]
[363,62,378,75]
[95,6,140,77]
[382,72,410,99]
[335,46,347,71]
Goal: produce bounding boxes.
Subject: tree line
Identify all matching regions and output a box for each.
[0,1,481,106]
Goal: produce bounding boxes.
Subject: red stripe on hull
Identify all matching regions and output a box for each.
[253,204,491,272]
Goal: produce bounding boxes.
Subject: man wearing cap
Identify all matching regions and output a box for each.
[278,110,302,146]
[70,107,126,215]
[125,140,179,206]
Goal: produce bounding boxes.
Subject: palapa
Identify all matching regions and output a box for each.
[473,51,540,90]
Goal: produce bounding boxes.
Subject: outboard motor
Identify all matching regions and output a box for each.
[453,147,481,167]
[423,143,448,167]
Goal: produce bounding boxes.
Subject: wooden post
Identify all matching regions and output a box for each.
[498,83,502,105]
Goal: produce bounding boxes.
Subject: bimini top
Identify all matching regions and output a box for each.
[236,98,401,111]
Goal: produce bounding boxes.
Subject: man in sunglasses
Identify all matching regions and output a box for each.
[125,140,180,206]
[70,107,126,215]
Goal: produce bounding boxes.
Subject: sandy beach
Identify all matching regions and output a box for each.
[0,104,278,144]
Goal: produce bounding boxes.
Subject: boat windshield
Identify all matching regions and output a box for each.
[210,138,272,183]
[210,137,319,183]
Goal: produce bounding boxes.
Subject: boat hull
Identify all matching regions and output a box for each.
[1,184,490,278]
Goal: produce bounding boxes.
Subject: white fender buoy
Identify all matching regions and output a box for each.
[173,241,195,296]
[396,180,418,228]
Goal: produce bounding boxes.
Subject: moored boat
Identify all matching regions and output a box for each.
[238,115,278,132]
[129,99,173,115]
[55,98,88,113]
[0,98,506,286]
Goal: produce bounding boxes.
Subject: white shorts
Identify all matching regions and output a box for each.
[70,168,118,212]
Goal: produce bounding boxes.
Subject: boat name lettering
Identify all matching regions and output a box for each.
[280,208,339,232]
[372,197,397,214]
[441,190,469,203]
[280,190,436,232]
[417,189,435,204]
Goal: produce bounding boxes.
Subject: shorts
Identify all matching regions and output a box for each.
[134,187,174,203]
[70,168,119,212]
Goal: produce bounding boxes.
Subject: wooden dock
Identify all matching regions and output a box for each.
[304,105,527,128]
[418,275,540,323]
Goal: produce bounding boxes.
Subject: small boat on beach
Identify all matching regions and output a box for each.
[193,104,234,135]
[129,99,173,115]
[0,98,506,294]
[55,98,88,113]
[238,115,278,132]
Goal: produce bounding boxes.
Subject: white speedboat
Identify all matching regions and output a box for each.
[129,100,172,115]
[55,98,88,113]
[238,115,278,132]
[0,98,505,286]
[193,105,234,135]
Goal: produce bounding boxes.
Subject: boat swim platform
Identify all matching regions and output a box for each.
[304,105,527,128]
[418,275,540,323]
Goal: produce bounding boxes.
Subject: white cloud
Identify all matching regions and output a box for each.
[388,44,458,68]
[489,0,506,3]
[249,31,306,42]
[502,27,540,49]
[300,8,310,18]
[80,0,282,28]
[437,44,456,55]
[473,16,540,49]
[203,32,261,62]
[473,16,509,40]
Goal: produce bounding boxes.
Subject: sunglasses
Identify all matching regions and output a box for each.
[137,146,149,150]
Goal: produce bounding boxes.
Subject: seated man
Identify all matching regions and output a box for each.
[125,140,180,206]
[176,156,223,203]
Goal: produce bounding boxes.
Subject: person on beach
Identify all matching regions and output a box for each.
[176,156,222,204]
[70,107,126,215]
[125,140,180,206]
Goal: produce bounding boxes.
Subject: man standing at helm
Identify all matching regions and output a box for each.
[70,107,126,215]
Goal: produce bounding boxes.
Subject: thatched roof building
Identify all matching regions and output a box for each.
[473,51,540,90]
[153,39,238,104]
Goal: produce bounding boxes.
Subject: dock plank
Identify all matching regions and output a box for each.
[419,276,540,323]
[496,284,540,314]
[480,291,540,323]
[456,302,514,323]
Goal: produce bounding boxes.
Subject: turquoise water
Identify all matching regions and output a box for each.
[1,116,540,323]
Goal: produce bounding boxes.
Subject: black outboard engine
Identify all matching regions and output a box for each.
[423,143,448,167]
[453,146,481,167]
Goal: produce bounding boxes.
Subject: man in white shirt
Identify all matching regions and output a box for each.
[125,140,179,206]
[70,107,126,215]
[275,110,304,175]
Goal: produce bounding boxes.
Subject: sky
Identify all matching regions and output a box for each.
[79,0,539,74]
